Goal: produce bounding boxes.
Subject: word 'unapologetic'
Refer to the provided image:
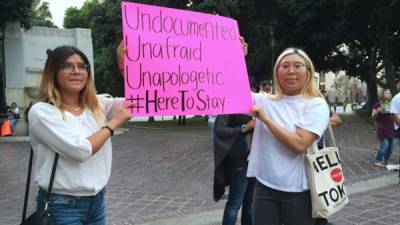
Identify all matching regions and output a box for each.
[126,63,224,92]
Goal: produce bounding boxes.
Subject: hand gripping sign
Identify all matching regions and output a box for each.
[121,2,252,116]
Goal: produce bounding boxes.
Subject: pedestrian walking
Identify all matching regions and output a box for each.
[249,48,330,225]
[28,45,132,225]
[371,89,395,167]
[333,98,338,112]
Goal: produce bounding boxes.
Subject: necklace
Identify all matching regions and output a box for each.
[62,104,81,112]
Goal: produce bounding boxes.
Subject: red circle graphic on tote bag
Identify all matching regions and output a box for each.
[331,168,343,183]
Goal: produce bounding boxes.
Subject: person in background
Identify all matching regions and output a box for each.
[29,45,132,225]
[8,102,20,135]
[249,48,329,225]
[372,89,394,167]
[320,90,330,109]
[333,98,338,112]
[0,101,9,118]
[24,100,35,123]
[213,76,257,225]
[259,80,273,95]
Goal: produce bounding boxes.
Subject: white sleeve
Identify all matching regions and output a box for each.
[100,96,125,121]
[296,98,330,138]
[391,94,400,115]
[252,93,264,105]
[29,104,92,162]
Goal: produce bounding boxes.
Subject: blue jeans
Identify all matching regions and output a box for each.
[10,118,17,134]
[208,121,215,145]
[222,165,255,225]
[37,189,106,225]
[375,138,394,162]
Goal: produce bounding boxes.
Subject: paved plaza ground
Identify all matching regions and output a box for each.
[1,113,400,225]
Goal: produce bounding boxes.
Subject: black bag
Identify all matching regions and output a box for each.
[20,211,54,225]
[20,148,58,225]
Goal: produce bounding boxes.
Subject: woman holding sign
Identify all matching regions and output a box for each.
[248,48,329,225]
[28,46,132,225]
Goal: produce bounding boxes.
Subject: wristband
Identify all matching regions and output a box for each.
[102,125,114,136]
[241,124,247,133]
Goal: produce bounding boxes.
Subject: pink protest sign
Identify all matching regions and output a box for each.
[122,2,252,116]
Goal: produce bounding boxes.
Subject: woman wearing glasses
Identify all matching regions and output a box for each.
[248,48,329,225]
[28,46,132,225]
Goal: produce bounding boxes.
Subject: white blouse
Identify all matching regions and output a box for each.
[28,96,125,196]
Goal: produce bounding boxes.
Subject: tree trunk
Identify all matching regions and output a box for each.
[365,47,378,112]
[365,76,378,111]
[380,22,397,94]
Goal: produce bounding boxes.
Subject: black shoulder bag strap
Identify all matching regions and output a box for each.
[21,147,59,221]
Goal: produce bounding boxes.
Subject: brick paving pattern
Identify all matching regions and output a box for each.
[0,113,399,225]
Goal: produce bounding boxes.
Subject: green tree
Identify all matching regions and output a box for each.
[31,0,56,27]
[327,0,400,109]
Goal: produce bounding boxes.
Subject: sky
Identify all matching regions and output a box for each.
[46,0,86,28]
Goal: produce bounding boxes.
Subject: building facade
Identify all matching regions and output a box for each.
[4,22,93,108]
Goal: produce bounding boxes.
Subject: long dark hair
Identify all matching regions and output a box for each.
[39,46,104,124]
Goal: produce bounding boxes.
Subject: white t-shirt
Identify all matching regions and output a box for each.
[247,93,329,192]
[390,93,400,130]
[28,96,125,196]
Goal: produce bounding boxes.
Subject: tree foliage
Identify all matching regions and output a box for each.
[0,0,33,29]
[31,0,56,27]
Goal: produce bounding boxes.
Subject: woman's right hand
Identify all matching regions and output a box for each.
[117,41,127,76]
[252,105,267,122]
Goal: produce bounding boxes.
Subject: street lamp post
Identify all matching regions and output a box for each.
[0,29,6,113]
[269,25,276,86]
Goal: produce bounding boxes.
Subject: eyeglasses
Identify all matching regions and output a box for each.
[58,63,89,72]
[279,62,307,72]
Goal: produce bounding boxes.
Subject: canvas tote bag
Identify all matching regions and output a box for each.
[305,124,349,218]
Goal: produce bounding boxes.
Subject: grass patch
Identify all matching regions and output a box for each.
[124,116,209,128]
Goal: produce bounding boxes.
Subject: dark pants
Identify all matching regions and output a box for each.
[222,165,255,225]
[253,181,314,225]
[314,218,328,225]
